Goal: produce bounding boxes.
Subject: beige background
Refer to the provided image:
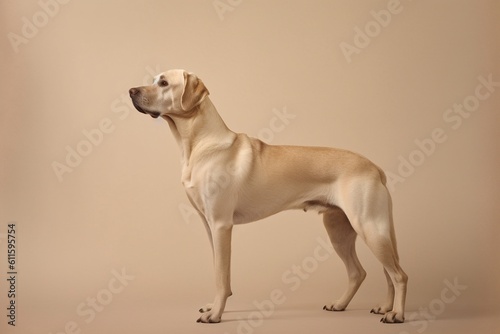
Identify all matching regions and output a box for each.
[1,1,499,333]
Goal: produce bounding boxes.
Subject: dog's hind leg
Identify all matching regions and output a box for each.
[363,229,407,323]
[322,206,366,311]
[370,268,395,315]
[343,181,408,323]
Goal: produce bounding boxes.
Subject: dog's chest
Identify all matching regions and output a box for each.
[180,163,217,214]
[181,168,204,213]
[181,164,194,189]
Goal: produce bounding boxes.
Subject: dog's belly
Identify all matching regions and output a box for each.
[232,183,337,224]
[232,198,337,224]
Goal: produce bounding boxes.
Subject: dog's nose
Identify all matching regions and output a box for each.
[129,88,139,97]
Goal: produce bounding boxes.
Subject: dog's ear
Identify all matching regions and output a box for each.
[181,72,209,111]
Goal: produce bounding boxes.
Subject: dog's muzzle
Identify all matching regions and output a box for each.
[129,88,161,118]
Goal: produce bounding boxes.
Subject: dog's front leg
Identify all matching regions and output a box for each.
[198,213,215,313]
[197,224,233,323]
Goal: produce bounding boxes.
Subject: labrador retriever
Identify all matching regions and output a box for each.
[129,69,408,324]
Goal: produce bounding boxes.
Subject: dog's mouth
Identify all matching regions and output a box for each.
[132,102,161,119]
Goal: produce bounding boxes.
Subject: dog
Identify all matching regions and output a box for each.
[129,69,408,324]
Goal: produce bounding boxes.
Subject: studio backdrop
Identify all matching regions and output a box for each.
[1,1,499,334]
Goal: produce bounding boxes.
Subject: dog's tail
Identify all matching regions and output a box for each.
[377,165,399,259]
[377,165,387,186]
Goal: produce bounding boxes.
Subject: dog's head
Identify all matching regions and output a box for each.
[129,69,209,118]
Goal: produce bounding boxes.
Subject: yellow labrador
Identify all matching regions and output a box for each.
[129,69,408,324]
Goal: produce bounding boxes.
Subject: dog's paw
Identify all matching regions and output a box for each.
[370,305,392,315]
[199,303,213,313]
[323,302,346,312]
[196,311,221,324]
[380,311,404,323]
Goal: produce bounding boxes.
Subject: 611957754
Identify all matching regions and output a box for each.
[6,222,17,327]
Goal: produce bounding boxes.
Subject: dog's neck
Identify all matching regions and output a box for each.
[162,97,236,164]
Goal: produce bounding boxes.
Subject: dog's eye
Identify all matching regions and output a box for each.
[159,80,169,87]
